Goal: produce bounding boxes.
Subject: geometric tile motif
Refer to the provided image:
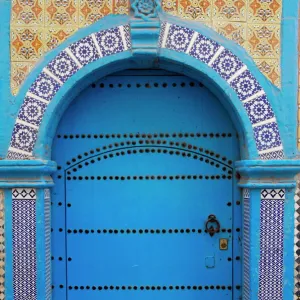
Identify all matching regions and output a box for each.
[253,121,282,152]
[230,69,263,101]
[243,188,250,300]
[212,49,244,81]
[165,24,195,53]
[261,189,285,200]
[18,96,48,127]
[29,72,61,102]
[190,34,220,64]
[10,123,38,154]
[47,51,79,83]
[258,193,284,300]
[158,21,167,48]
[243,94,275,125]
[0,191,5,300]
[44,189,51,300]
[7,24,131,159]
[12,188,37,300]
[95,27,124,57]
[160,22,284,160]
[69,35,100,66]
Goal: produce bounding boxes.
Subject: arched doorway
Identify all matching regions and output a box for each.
[51,70,242,299]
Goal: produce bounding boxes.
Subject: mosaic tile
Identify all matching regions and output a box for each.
[161,0,178,15]
[11,0,45,26]
[18,96,48,127]
[258,189,284,299]
[158,21,167,48]
[212,49,244,81]
[6,151,30,160]
[10,123,38,153]
[190,34,220,64]
[12,188,37,300]
[0,191,5,300]
[243,94,275,125]
[79,0,113,27]
[255,58,280,87]
[123,24,132,50]
[259,149,284,160]
[178,0,212,21]
[253,121,282,152]
[95,27,124,57]
[230,69,262,101]
[69,35,100,65]
[47,50,79,83]
[165,24,195,52]
[248,0,281,23]
[212,20,247,47]
[113,0,130,14]
[29,72,61,101]
[246,24,280,59]
[11,62,35,96]
[11,27,44,62]
[44,27,77,52]
[45,0,79,27]
[243,189,250,300]
[294,180,300,298]
[213,0,246,22]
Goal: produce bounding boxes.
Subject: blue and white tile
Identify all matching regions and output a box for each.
[189,34,220,64]
[158,21,167,48]
[259,149,284,160]
[122,24,132,50]
[212,49,244,81]
[258,197,284,300]
[243,189,250,300]
[253,121,282,152]
[47,50,79,83]
[96,27,124,57]
[17,96,47,127]
[6,151,29,160]
[29,72,61,102]
[243,94,274,125]
[165,24,194,53]
[69,35,100,66]
[230,69,263,101]
[12,188,37,300]
[261,189,285,200]
[10,123,38,154]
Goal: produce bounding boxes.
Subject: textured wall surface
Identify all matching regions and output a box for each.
[10,0,282,95]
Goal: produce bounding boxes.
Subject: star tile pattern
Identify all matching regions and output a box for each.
[160,22,283,160]
[10,0,282,95]
[12,188,37,300]
[259,189,285,300]
[7,24,131,160]
[243,189,250,300]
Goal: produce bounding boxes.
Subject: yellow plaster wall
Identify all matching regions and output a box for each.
[10,0,282,95]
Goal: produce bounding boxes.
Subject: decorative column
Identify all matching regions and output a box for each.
[0,160,56,300]
[236,160,300,300]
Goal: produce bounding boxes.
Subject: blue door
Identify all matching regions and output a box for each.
[51,70,242,300]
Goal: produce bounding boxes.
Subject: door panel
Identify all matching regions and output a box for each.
[51,71,241,300]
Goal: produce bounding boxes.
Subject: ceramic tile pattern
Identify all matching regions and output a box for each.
[259,188,285,300]
[7,24,131,160]
[295,179,300,299]
[10,0,282,95]
[12,188,37,300]
[243,189,250,300]
[44,189,51,300]
[160,22,284,160]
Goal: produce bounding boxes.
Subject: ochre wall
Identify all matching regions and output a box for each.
[10,0,282,95]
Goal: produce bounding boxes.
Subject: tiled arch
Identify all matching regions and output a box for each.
[7,21,284,160]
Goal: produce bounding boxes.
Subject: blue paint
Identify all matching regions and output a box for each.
[51,71,242,299]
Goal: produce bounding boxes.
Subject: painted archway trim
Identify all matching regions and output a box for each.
[6,17,284,160]
[158,21,284,160]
